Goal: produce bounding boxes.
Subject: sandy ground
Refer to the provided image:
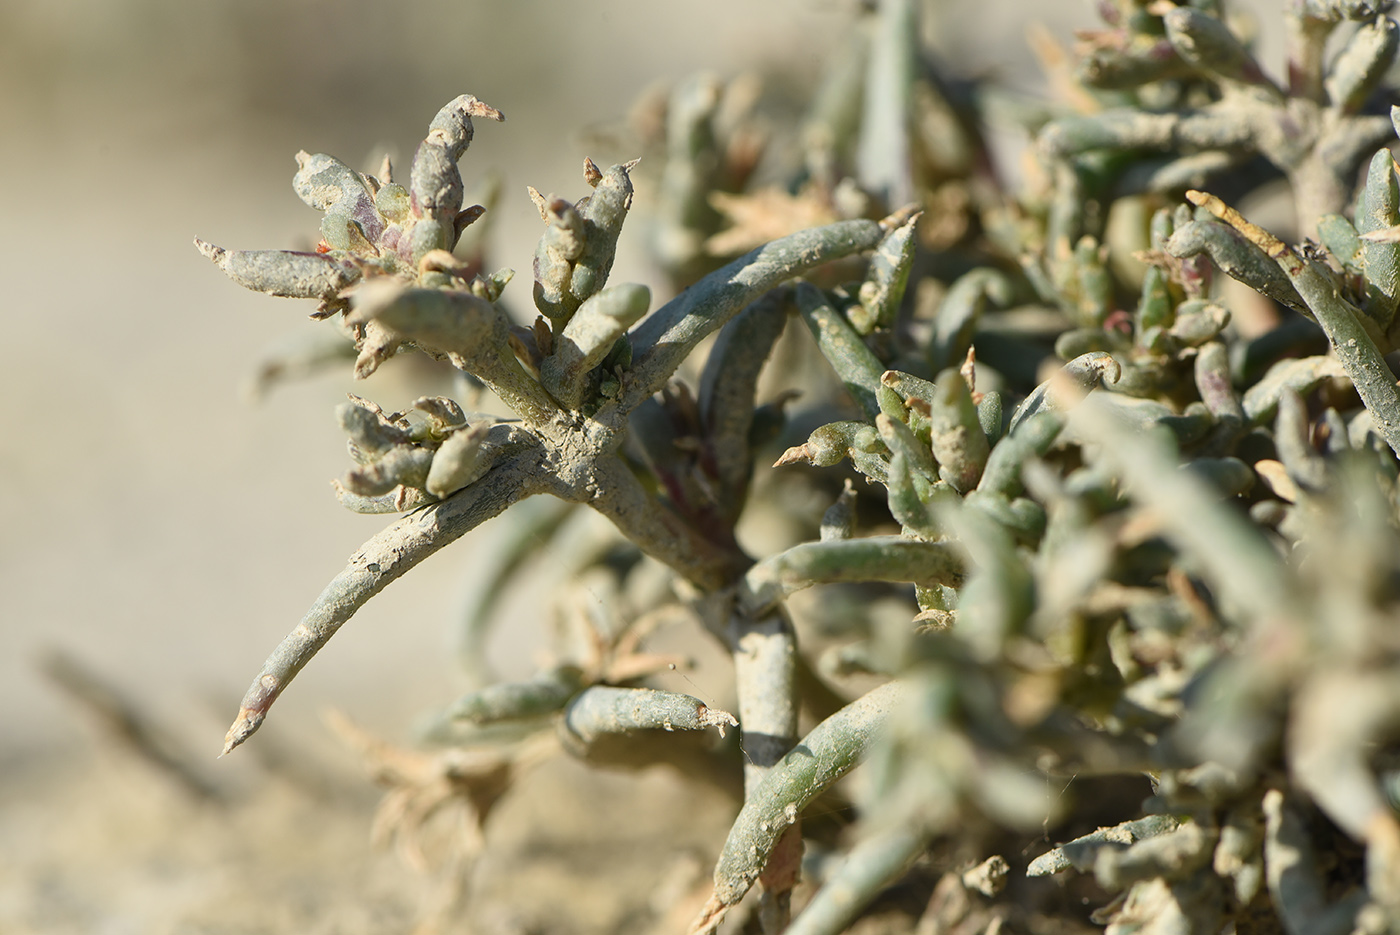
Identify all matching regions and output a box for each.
[0,1,1275,932]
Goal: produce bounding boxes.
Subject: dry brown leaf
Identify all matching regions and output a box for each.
[706,186,839,256]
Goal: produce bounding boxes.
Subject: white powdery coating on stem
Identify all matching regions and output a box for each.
[740,537,963,616]
[194,238,360,300]
[731,609,796,795]
[540,283,650,407]
[562,686,737,744]
[623,219,887,411]
[221,445,547,755]
[700,680,912,923]
[426,423,493,498]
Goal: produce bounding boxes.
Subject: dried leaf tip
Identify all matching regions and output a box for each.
[696,705,739,738]
[527,186,549,219]
[444,94,504,124]
[220,706,262,756]
[1186,189,1289,257]
[1360,224,1400,243]
[773,445,811,467]
[583,157,603,187]
[193,237,225,264]
[879,204,923,231]
[583,156,642,188]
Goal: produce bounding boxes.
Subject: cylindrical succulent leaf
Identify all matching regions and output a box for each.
[1077,34,1191,89]
[531,193,587,321]
[426,422,495,498]
[978,411,1065,498]
[343,444,435,497]
[1163,6,1279,90]
[796,281,887,422]
[925,369,991,493]
[1240,356,1348,424]
[561,686,737,744]
[426,94,504,162]
[930,268,1014,372]
[741,536,963,615]
[851,212,919,334]
[692,681,911,933]
[375,182,411,223]
[1317,213,1362,270]
[876,412,938,481]
[1324,15,1399,112]
[194,240,361,300]
[1168,300,1231,347]
[855,0,917,208]
[568,160,637,305]
[446,665,585,724]
[540,283,651,408]
[697,291,790,522]
[336,399,409,454]
[1356,149,1400,327]
[408,95,504,263]
[293,151,372,212]
[1166,217,1310,314]
[348,279,503,358]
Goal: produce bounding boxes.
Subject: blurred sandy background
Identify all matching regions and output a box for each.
[0,2,1276,932]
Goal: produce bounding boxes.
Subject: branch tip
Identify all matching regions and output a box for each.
[194,237,226,265]
[879,204,923,231]
[220,707,264,756]
[687,892,727,935]
[773,444,811,467]
[1186,189,1290,258]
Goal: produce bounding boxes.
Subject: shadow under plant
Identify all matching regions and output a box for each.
[199,2,1400,933]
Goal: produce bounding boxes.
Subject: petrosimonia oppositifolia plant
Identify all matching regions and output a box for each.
[200,2,1400,932]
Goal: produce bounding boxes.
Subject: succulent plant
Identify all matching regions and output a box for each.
[198,2,1400,933]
